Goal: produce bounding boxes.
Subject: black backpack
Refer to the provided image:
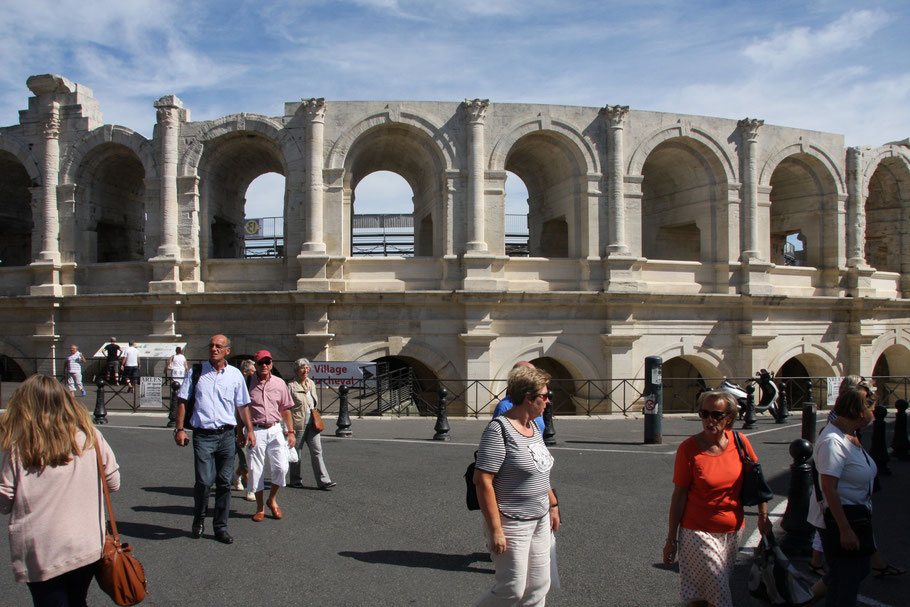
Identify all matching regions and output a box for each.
[465,419,507,510]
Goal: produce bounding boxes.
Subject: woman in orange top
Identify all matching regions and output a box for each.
[663,391,770,607]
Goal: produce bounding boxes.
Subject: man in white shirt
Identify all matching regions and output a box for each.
[167,346,189,428]
[65,344,86,396]
[120,341,140,392]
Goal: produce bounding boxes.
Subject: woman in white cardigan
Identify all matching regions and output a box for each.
[0,374,120,607]
[286,358,336,490]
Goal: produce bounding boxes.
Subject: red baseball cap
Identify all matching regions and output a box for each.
[253,350,273,363]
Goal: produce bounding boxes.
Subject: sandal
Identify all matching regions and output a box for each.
[808,563,825,577]
[873,564,906,578]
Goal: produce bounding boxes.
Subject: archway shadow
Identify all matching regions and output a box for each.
[142,485,194,498]
[339,550,493,574]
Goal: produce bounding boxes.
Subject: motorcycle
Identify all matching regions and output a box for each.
[697,369,786,421]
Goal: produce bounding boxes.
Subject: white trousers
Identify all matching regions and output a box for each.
[247,425,288,492]
[66,371,83,392]
[475,514,551,607]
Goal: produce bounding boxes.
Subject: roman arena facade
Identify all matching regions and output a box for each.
[2,73,909,413]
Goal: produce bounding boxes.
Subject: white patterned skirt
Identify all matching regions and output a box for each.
[678,526,744,607]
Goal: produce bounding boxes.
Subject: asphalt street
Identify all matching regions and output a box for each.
[0,409,907,606]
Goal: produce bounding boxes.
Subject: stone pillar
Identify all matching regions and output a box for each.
[844,147,876,296]
[602,105,629,256]
[30,100,63,296]
[149,95,184,292]
[738,118,763,262]
[463,99,489,254]
[301,98,327,254]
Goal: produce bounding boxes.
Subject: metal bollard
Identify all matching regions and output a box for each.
[543,400,556,446]
[870,404,891,475]
[335,385,352,437]
[433,387,450,441]
[781,438,815,555]
[643,355,663,444]
[891,399,909,459]
[93,376,108,424]
[776,381,789,423]
[801,399,817,443]
[742,384,757,429]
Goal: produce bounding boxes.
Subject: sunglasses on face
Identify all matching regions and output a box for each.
[256,359,272,365]
[530,392,552,401]
[698,409,730,421]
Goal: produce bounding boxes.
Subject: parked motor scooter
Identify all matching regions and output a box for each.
[696,370,785,421]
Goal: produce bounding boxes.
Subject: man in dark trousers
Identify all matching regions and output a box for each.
[103,338,122,384]
[173,334,255,544]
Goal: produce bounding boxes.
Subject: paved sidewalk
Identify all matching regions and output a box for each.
[0,412,906,606]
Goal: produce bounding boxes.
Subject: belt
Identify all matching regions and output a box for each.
[253,423,275,429]
[193,425,235,435]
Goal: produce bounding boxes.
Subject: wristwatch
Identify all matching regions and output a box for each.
[173,428,185,436]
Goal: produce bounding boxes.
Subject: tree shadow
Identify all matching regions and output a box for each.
[339,550,493,574]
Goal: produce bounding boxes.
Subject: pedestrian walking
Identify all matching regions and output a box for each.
[287,358,336,490]
[65,344,86,396]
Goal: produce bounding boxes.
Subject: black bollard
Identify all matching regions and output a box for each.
[543,400,556,446]
[93,376,108,424]
[433,387,450,441]
[335,385,352,437]
[643,355,663,444]
[781,438,815,555]
[870,404,891,476]
[801,399,817,443]
[742,384,757,429]
[776,381,789,423]
[892,399,909,459]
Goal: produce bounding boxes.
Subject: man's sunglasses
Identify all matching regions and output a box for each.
[698,409,730,421]
[256,359,272,365]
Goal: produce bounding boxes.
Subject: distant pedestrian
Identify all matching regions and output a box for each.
[103,337,121,384]
[120,340,140,391]
[473,366,558,607]
[287,358,336,490]
[236,359,255,499]
[663,391,770,607]
[166,346,189,428]
[174,334,254,544]
[65,344,86,396]
[0,374,120,607]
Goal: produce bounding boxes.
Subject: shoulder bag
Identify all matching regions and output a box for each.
[308,387,324,433]
[733,431,774,506]
[95,443,148,606]
[465,419,507,510]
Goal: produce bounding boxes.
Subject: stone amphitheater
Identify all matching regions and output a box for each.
[1,73,909,413]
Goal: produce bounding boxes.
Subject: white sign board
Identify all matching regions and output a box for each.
[139,376,164,408]
[92,342,187,359]
[826,377,840,408]
[310,362,378,387]
[643,394,659,415]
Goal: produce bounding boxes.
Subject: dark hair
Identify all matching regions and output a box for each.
[833,387,868,419]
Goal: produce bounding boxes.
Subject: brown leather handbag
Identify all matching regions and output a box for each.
[311,406,325,433]
[95,444,148,606]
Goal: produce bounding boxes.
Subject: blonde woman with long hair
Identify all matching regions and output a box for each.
[0,374,120,607]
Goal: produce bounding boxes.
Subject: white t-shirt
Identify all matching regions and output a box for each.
[169,354,187,379]
[808,422,876,528]
[66,352,83,373]
[122,346,139,367]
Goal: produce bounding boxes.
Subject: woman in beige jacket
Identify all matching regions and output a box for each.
[0,374,120,607]
[286,358,335,489]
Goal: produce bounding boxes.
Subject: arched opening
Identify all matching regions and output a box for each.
[0,152,33,266]
[662,357,709,413]
[504,131,585,258]
[0,355,27,382]
[372,355,440,415]
[198,131,286,260]
[505,170,530,256]
[352,171,416,256]
[344,124,445,258]
[75,143,145,263]
[769,154,837,268]
[243,172,286,258]
[865,158,910,273]
[776,353,835,409]
[640,138,727,262]
[872,345,910,406]
[529,356,575,414]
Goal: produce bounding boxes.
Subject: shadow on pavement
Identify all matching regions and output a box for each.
[140,485,194,498]
[339,550,493,574]
[116,520,188,541]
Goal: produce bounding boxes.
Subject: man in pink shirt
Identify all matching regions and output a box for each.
[247,350,296,522]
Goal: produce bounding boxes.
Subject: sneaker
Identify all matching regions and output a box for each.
[80,390,86,397]
[245,491,256,502]
[232,475,244,491]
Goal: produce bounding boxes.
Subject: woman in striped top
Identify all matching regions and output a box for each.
[473,366,559,607]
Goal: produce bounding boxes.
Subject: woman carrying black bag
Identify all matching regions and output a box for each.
[809,387,877,606]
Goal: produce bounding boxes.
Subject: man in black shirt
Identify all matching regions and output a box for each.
[103,337,122,384]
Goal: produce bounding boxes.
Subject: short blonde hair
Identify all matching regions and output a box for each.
[506,366,552,405]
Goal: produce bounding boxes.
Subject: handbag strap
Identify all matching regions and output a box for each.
[732,431,753,464]
[95,437,120,542]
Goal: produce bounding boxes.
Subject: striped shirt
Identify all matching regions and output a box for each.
[476,418,554,520]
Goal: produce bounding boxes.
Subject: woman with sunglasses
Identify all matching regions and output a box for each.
[473,365,559,607]
[663,391,769,607]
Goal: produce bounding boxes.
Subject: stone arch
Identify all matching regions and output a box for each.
[179,114,298,177]
[0,133,41,184]
[496,339,599,382]
[762,144,843,268]
[861,147,910,273]
[61,125,157,184]
[768,341,840,378]
[870,331,910,376]
[660,354,724,413]
[0,136,38,266]
[627,124,736,183]
[0,340,34,380]
[637,134,733,262]
[332,113,454,257]
[489,118,600,175]
[348,338,453,379]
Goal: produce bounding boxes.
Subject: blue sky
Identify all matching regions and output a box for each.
[2,0,908,217]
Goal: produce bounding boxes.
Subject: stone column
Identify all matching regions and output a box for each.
[463,99,489,253]
[154,95,183,259]
[738,118,763,262]
[602,105,629,255]
[38,101,61,265]
[301,98,327,254]
[845,147,866,268]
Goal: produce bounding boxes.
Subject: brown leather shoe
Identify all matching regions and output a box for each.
[268,502,283,520]
[252,511,265,522]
